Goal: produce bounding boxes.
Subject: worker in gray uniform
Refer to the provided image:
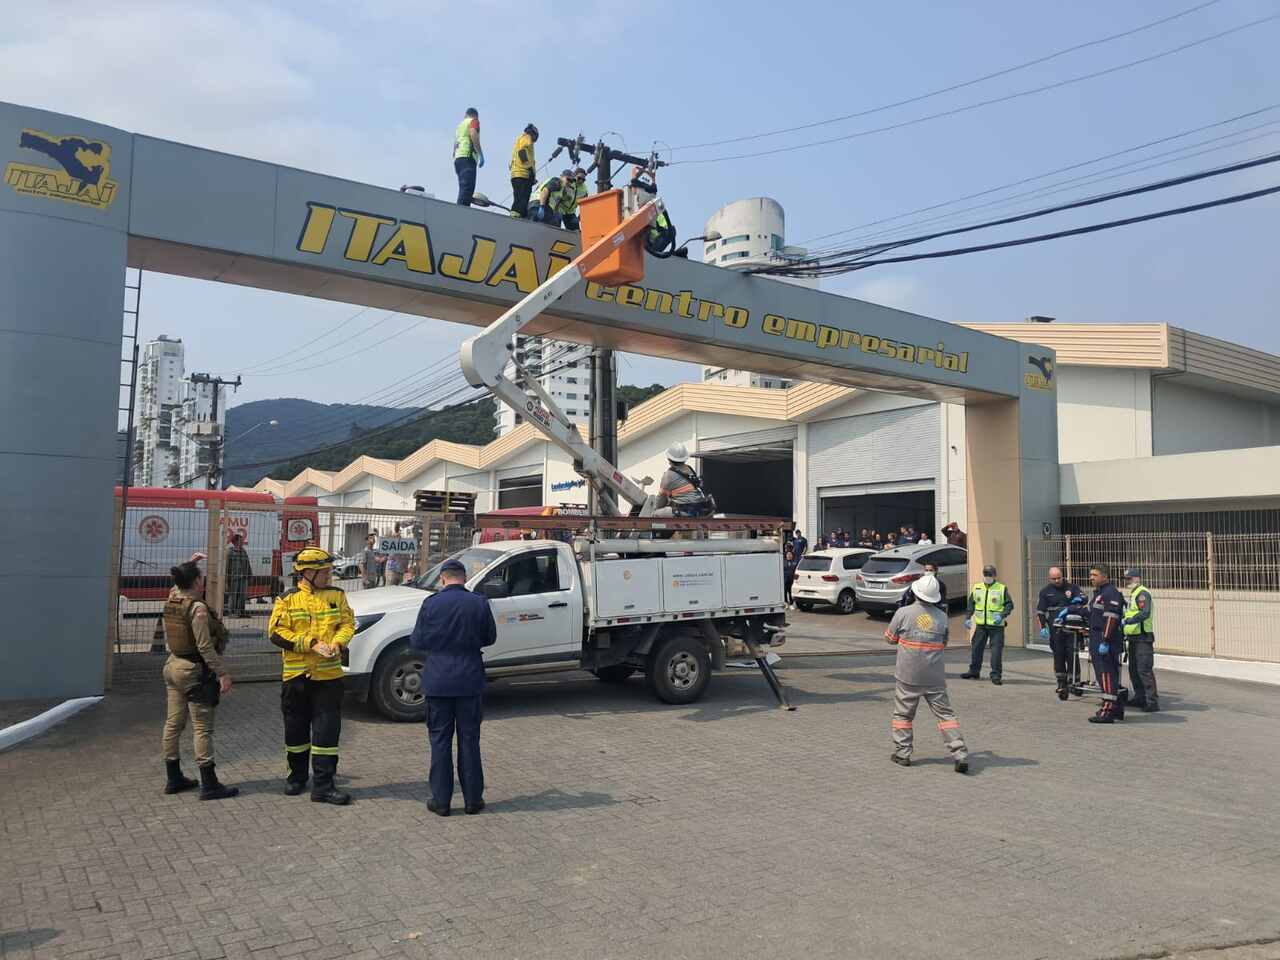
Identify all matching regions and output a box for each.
[885,574,969,774]
[1122,567,1159,712]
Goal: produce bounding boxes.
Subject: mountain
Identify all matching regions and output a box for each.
[230,383,673,489]
[224,398,414,488]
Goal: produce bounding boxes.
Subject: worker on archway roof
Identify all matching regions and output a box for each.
[650,443,716,518]
[527,169,573,227]
[559,167,588,230]
[452,107,482,206]
[508,123,538,219]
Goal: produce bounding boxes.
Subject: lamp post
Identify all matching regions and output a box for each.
[675,229,722,258]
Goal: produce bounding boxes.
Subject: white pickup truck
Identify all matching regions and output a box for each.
[345,535,788,720]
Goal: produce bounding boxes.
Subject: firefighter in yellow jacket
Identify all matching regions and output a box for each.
[268,548,355,805]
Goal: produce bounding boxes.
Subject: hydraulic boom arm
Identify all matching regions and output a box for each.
[460,196,662,515]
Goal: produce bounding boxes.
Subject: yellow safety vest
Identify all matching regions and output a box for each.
[970,581,1007,627]
[454,118,477,159]
[1123,585,1155,636]
[559,180,587,215]
[267,580,355,681]
[535,177,565,209]
[510,132,535,178]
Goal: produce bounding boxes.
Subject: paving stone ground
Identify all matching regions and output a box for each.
[3,638,1279,960]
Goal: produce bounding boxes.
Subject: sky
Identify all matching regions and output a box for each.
[5,0,1279,425]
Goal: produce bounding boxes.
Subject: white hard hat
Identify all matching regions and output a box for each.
[666,442,689,463]
[913,574,942,604]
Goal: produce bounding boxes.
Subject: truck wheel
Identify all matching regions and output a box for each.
[647,634,711,705]
[593,665,635,683]
[371,643,427,722]
[795,600,814,612]
[837,590,857,615]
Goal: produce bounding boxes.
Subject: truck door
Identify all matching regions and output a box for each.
[477,548,578,663]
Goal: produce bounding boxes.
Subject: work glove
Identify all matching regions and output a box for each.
[992,613,1003,626]
[1098,641,1110,655]
[477,151,485,168]
[963,618,973,631]
[1039,626,1050,641]
[531,206,545,222]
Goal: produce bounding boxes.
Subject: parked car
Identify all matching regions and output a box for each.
[331,555,361,580]
[854,544,968,616]
[790,548,875,614]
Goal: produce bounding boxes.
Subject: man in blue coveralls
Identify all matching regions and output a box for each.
[1087,564,1127,724]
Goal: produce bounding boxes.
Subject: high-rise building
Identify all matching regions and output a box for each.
[494,335,594,437]
[136,335,185,487]
[700,197,817,389]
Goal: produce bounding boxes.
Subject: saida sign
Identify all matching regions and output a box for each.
[293,201,973,378]
[4,129,118,210]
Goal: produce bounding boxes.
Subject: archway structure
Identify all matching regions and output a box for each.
[0,102,1059,698]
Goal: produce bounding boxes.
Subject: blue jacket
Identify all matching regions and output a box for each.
[409,584,497,697]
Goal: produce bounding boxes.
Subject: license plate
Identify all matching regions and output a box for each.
[865,579,886,586]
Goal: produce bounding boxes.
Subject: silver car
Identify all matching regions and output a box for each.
[853,544,968,615]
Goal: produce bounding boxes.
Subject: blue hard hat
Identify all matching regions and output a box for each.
[440,558,466,575]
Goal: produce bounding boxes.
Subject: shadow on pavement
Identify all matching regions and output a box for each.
[1,929,60,951]
[910,750,1039,776]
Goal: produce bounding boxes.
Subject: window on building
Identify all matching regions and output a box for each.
[704,242,717,254]
[720,233,750,245]
[762,379,774,388]
[721,251,751,262]
[498,473,542,509]
[771,234,784,251]
[565,377,577,384]
[565,392,577,399]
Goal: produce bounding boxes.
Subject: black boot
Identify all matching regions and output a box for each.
[285,749,309,796]
[311,755,351,806]
[163,759,198,795]
[198,764,239,800]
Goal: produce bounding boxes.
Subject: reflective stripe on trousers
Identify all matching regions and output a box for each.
[892,681,967,761]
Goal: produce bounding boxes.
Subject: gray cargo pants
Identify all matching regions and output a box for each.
[892,682,968,762]
[1126,638,1159,708]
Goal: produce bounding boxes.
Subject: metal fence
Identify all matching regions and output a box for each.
[1027,533,1280,663]
[108,497,472,684]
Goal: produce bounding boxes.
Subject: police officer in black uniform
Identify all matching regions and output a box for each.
[1036,566,1085,701]
[1086,563,1126,724]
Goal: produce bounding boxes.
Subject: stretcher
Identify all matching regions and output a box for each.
[1058,611,1129,704]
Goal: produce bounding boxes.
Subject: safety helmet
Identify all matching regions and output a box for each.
[1123,567,1142,580]
[526,123,539,138]
[573,166,587,180]
[913,574,942,604]
[666,442,689,463]
[294,547,334,571]
[561,168,573,179]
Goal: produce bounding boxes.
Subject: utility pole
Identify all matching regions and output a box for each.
[552,135,667,514]
[189,373,241,489]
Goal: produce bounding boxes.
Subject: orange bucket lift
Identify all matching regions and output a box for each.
[576,188,653,286]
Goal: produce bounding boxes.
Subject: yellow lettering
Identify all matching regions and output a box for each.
[618,285,646,307]
[676,291,697,318]
[786,318,817,343]
[486,245,539,292]
[877,339,898,358]
[548,239,577,277]
[763,314,786,336]
[585,281,615,302]
[918,348,936,366]
[338,209,395,262]
[697,300,725,322]
[370,221,434,273]
[943,353,960,371]
[935,343,946,367]
[645,289,674,313]
[860,335,880,353]
[840,330,861,350]
[959,352,969,373]
[724,307,749,328]
[440,237,497,282]
[896,344,916,362]
[297,203,336,254]
[816,325,840,349]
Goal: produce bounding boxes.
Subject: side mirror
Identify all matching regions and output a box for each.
[479,579,509,600]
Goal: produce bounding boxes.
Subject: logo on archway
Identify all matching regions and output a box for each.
[1024,354,1054,392]
[5,129,118,210]
[139,515,170,543]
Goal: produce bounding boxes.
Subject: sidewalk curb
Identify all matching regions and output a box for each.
[0,697,103,753]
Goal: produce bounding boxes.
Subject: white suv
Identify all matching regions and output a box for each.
[790,548,875,614]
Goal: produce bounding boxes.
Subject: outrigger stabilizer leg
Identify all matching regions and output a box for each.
[746,623,794,711]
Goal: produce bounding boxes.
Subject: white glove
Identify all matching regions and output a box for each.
[963,618,973,631]
[992,613,1003,626]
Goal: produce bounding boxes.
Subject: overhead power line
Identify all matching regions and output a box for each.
[797,104,1280,250]
[760,184,1280,277]
[802,131,1280,259]
[759,151,1280,274]
[674,0,1222,151]
[671,13,1280,166]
